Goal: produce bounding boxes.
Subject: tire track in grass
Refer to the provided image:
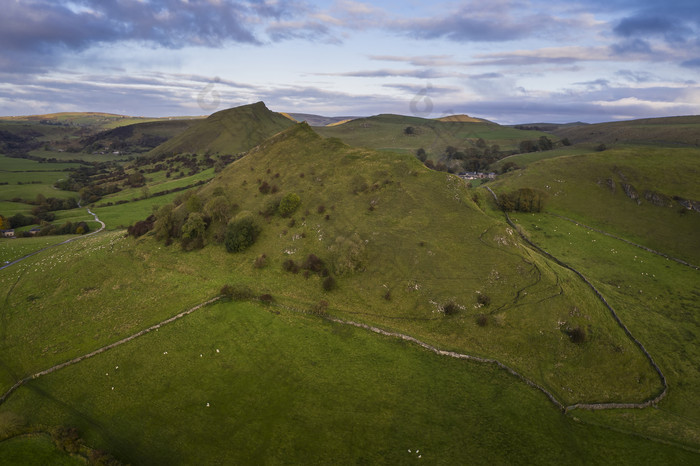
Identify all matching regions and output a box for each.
[485,187,668,412]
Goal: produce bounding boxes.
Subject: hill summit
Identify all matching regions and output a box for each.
[147,101,295,157]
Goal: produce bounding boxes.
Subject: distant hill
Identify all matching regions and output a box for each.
[286,113,360,127]
[147,102,295,157]
[314,113,554,158]
[437,114,492,123]
[80,119,200,154]
[551,115,700,146]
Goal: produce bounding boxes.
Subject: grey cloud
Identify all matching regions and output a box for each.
[615,70,656,83]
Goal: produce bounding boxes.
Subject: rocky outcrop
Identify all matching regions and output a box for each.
[643,190,672,207]
[674,196,700,212]
[622,183,641,205]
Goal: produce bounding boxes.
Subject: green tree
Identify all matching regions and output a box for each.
[225,213,261,253]
[205,196,231,223]
[186,194,202,213]
[153,204,175,241]
[278,193,301,217]
[538,136,553,151]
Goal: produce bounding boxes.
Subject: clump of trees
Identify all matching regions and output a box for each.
[498,188,548,213]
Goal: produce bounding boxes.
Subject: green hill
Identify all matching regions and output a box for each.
[1,117,699,464]
[313,113,555,160]
[552,115,700,147]
[79,119,199,154]
[146,102,295,157]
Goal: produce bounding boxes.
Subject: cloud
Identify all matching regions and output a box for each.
[316,69,451,79]
[0,0,315,73]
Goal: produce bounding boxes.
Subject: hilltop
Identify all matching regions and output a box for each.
[146,101,295,158]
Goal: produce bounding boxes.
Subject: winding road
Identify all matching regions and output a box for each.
[0,206,105,272]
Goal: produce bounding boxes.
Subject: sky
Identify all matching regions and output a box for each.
[1,0,700,124]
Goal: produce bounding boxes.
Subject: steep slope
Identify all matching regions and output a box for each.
[147,102,295,157]
[80,119,199,153]
[149,123,661,405]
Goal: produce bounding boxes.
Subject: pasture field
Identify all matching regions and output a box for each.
[509,211,700,447]
[489,146,700,264]
[1,296,697,464]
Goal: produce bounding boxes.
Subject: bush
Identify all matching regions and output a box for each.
[322,276,336,291]
[282,259,300,273]
[302,253,325,274]
[254,254,267,268]
[477,294,491,307]
[566,326,587,344]
[476,314,489,327]
[225,214,261,253]
[259,294,274,304]
[220,284,253,300]
[278,193,301,217]
[443,301,460,315]
[311,300,329,315]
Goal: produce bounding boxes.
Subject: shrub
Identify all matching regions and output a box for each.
[383,289,392,301]
[259,294,274,304]
[225,213,261,253]
[254,254,267,268]
[282,259,300,273]
[220,284,253,300]
[476,314,489,327]
[302,253,325,274]
[443,301,460,315]
[259,181,271,194]
[259,195,282,217]
[312,300,329,315]
[566,326,587,344]
[278,193,301,217]
[322,276,336,291]
[477,294,491,307]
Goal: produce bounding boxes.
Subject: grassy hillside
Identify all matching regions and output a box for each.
[147,102,295,157]
[79,119,199,155]
[488,146,700,264]
[313,113,553,159]
[1,115,699,463]
[552,115,700,147]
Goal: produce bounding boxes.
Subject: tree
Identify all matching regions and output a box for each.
[519,140,536,153]
[538,136,553,151]
[153,204,175,241]
[278,193,301,217]
[127,173,146,187]
[561,138,571,146]
[0,215,10,230]
[416,148,427,162]
[181,212,206,240]
[186,194,202,213]
[404,126,415,135]
[225,213,261,253]
[205,196,231,223]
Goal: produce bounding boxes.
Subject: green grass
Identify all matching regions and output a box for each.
[0,236,78,264]
[488,146,700,264]
[492,146,593,170]
[1,300,697,464]
[147,102,295,157]
[1,118,699,463]
[314,113,555,159]
[509,211,700,447]
[0,434,84,465]
[0,156,77,203]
